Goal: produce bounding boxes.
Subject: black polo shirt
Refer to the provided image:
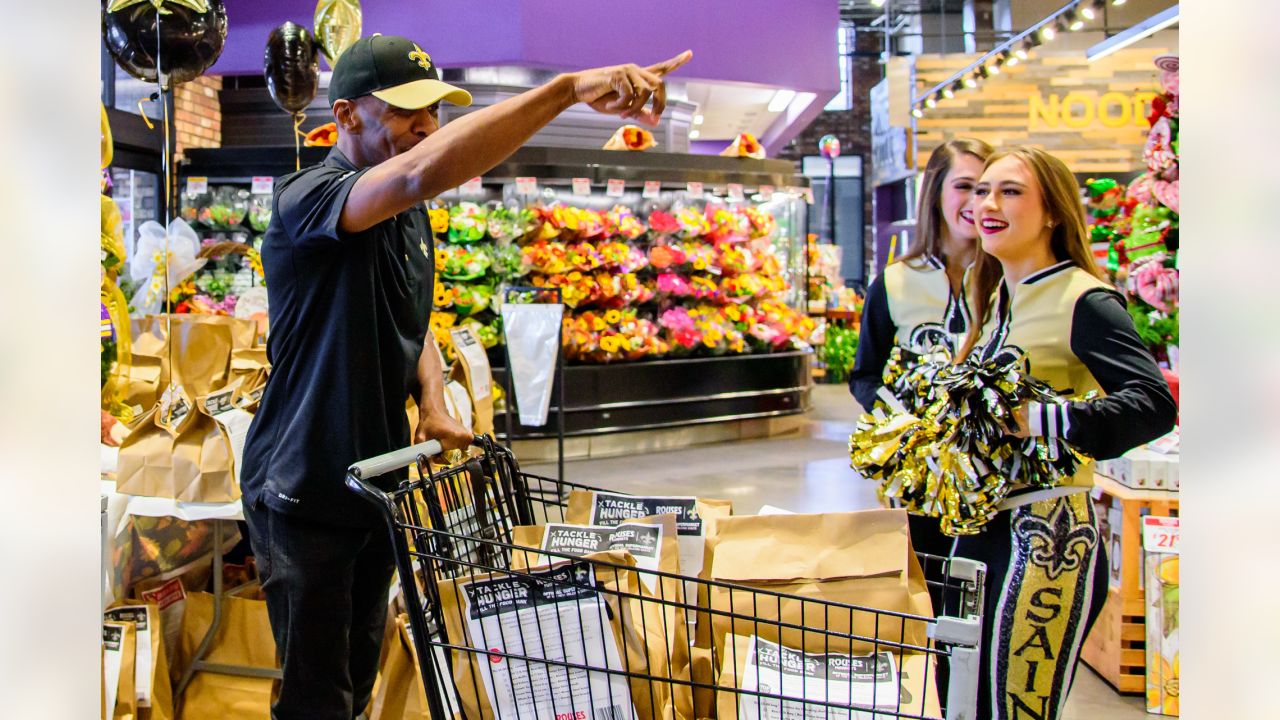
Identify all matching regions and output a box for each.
[240,147,434,527]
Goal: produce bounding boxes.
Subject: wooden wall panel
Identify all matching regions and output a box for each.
[915,47,1170,174]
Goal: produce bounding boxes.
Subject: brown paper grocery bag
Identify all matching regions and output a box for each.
[708,509,933,662]
[106,604,175,720]
[125,354,163,418]
[117,388,239,503]
[104,621,138,720]
[511,516,695,719]
[714,634,941,720]
[564,490,731,720]
[369,614,431,720]
[438,552,682,720]
[176,590,277,720]
[448,326,494,435]
[131,315,256,399]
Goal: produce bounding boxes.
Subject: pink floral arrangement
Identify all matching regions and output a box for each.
[656,272,693,298]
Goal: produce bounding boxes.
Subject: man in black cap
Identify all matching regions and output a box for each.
[240,33,691,719]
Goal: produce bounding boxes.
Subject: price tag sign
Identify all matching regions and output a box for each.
[1142,516,1180,554]
[186,176,208,195]
[606,178,626,197]
[643,180,662,199]
[759,185,775,201]
[515,176,538,195]
[727,183,745,201]
[572,177,592,195]
[686,181,704,197]
[460,177,483,195]
[251,176,274,195]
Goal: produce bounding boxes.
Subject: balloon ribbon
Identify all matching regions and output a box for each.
[293,112,308,172]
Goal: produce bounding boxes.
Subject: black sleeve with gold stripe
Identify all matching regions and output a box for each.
[849,274,895,411]
[1029,289,1177,460]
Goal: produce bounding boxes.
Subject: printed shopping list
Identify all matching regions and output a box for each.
[462,561,637,720]
[541,522,665,593]
[737,636,898,720]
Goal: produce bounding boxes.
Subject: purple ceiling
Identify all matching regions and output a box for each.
[209,0,840,153]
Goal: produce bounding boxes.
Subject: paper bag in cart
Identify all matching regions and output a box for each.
[715,634,941,720]
[439,551,690,720]
[708,509,933,663]
[117,388,239,503]
[511,515,694,719]
[449,325,495,436]
[369,614,433,720]
[565,490,732,720]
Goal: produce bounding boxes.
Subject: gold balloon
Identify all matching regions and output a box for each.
[314,0,362,65]
[101,102,113,170]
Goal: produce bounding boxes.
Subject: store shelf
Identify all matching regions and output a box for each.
[1093,471,1179,502]
[493,350,813,438]
[179,146,805,188]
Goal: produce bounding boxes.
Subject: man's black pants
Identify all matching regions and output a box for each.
[243,500,396,720]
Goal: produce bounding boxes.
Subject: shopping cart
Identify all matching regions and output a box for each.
[347,436,986,720]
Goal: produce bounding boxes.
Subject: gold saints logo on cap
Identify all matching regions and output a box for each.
[408,44,432,70]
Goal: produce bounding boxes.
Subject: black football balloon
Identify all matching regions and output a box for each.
[264,22,320,115]
[102,0,228,88]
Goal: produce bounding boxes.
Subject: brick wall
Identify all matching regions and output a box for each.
[778,28,881,279]
[174,75,222,158]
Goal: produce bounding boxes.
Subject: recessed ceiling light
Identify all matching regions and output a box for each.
[768,89,797,112]
[689,129,701,139]
[693,114,704,125]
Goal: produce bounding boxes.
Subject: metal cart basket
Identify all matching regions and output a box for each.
[347,436,986,720]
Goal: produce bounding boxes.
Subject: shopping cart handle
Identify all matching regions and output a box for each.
[348,440,444,479]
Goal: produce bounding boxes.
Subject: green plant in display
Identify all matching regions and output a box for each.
[1128,303,1178,350]
[821,324,859,383]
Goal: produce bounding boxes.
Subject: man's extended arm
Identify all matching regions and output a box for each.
[338,51,691,233]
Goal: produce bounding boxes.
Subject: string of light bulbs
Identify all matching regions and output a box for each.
[910,0,1119,119]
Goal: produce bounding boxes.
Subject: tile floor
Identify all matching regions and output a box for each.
[527,383,1147,720]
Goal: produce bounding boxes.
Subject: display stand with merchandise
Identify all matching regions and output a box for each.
[100,480,282,704]
[1084,472,1179,695]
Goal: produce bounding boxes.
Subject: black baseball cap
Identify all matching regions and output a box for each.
[328,34,473,109]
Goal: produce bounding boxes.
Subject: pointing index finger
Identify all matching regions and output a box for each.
[646,50,693,77]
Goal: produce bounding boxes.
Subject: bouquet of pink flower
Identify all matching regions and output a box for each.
[656,272,693,299]
[647,209,680,236]
[659,307,701,355]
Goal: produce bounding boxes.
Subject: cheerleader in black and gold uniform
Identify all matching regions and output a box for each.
[849,138,992,412]
[957,146,1176,720]
[850,138,992,560]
